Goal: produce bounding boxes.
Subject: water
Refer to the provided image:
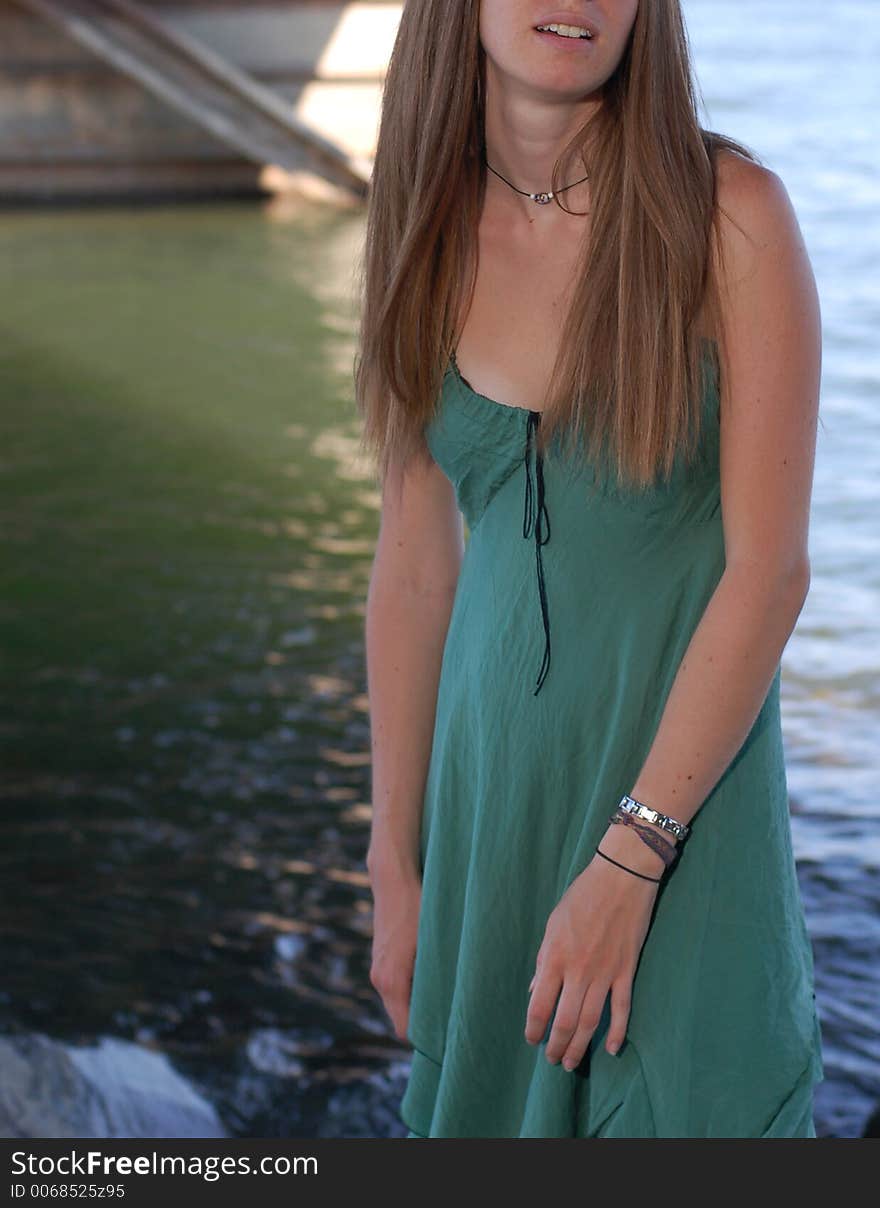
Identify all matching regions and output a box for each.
[0,198,393,1136]
[0,0,877,1139]
[686,0,880,1138]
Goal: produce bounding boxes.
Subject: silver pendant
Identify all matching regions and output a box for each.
[531,191,554,204]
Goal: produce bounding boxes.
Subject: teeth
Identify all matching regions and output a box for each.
[536,23,593,39]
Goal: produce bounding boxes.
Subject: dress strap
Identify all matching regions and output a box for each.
[522,411,551,695]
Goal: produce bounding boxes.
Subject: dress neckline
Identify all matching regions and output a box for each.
[449,349,544,419]
[449,336,720,422]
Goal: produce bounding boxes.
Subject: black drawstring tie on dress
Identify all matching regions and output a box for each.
[522,411,551,695]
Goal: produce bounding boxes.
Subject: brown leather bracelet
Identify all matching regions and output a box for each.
[609,808,679,869]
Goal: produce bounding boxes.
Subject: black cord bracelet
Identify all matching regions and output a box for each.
[595,845,663,884]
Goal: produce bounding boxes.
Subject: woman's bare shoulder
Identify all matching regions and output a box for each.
[712,146,804,278]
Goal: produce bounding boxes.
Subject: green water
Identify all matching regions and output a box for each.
[0,199,399,1136]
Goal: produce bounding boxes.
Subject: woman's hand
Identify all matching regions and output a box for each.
[525,821,672,1069]
[368,855,422,1042]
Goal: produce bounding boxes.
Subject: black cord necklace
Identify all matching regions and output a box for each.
[482,153,590,205]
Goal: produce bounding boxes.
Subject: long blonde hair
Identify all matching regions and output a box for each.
[354,0,760,493]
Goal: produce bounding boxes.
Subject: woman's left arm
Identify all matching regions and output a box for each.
[622,155,821,838]
[526,155,822,1070]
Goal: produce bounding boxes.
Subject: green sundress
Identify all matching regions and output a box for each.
[399,340,825,1138]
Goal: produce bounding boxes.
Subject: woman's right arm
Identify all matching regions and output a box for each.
[365,443,463,1039]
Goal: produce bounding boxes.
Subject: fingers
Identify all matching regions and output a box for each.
[391,996,410,1042]
[370,955,415,1042]
[524,963,563,1045]
[388,987,412,1041]
[605,975,632,1056]
[544,976,590,1065]
[528,970,635,1069]
[560,982,607,1070]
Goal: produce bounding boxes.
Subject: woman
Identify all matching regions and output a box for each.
[356,0,824,1138]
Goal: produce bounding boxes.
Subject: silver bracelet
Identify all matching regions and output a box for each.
[614,794,690,842]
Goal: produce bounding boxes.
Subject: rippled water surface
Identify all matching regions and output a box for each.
[0,0,877,1139]
[686,0,880,1138]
